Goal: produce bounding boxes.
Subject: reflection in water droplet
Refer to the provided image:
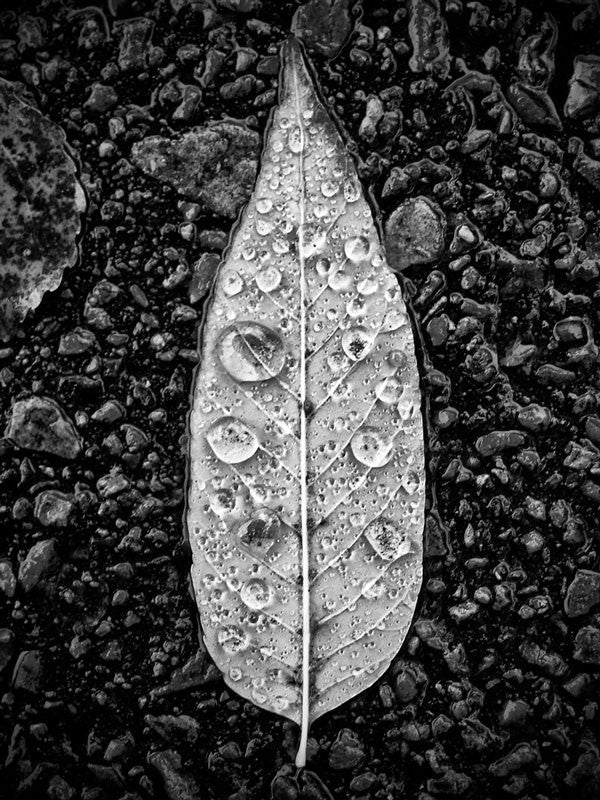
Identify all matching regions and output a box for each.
[256,266,282,292]
[240,578,272,609]
[350,426,394,467]
[364,517,411,561]
[342,326,375,361]
[218,625,250,653]
[223,272,244,297]
[217,322,285,382]
[237,508,280,553]
[207,417,258,464]
[316,257,331,276]
[344,236,371,262]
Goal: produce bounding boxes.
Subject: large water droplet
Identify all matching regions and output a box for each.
[207,417,258,464]
[342,326,375,361]
[218,625,250,653]
[364,517,411,561]
[217,322,285,382]
[344,178,361,203]
[208,487,243,517]
[240,578,272,609]
[344,236,371,262]
[237,508,280,553]
[350,426,394,467]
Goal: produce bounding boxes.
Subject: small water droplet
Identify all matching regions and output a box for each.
[402,470,421,495]
[344,236,371,262]
[240,578,272,610]
[218,625,249,653]
[344,179,361,203]
[357,277,378,295]
[207,417,258,464]
[350,426,394,467]
[375,376,404,404]
[289,125,303,153]
[327,350,350,373]
[217,322,285,382]
[364,517,411,561]
[256,198,273,214]
[256,266,282,292]
[321,180,339,197]
[316,257,332,276]
[342,326,375,361]
[256,218,274,236]
[223,272,244,296]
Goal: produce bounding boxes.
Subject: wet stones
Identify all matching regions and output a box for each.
[11,649,42,693]
[573,625,600,665]
[475,430,526,458]
[564,55,600,119]
[131,123,260,219]
[384,197,446,270]
[407,0,451,79]
[564,570,600,618]
[291,0,353,59]
[115,17,154,72]
[5,396,83,459]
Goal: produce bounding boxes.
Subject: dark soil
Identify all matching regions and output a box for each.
[1,1,600,799]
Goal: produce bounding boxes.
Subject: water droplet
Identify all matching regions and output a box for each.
[344,179,361,203]
[388,350,408,370]
[357,277,378,295]
[289,126,303,153]
[272,237,290,254]
[251,686,268,704]
[218,625,249,653]
[350,426,394,467]
[381,308,408,332]
[240,578,272,610]
[316,257,332,276]
[207,417,258,464]
[229,666,244,682]
[327,350,350,373]
[321,180,339,197]
[256,198,273,214]
[328,270,352,292]
[208,487,242,517]
[237,508,280,553]
[223,272,244,296]
[342,326,375,361]
[256,266,282,292]
[344,236,371,262]
[364,517,411,561]
[375,376,404,404]
[256,218,274,236]
[402,470,421,495]
[217,322,285,382]
[300,223,326,258]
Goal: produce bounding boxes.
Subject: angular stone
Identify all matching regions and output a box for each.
[18,539,58,592]
[0,560,17,598]
[11,649,42,692]
[34,490,74,527]
[147,750,202,800]
[574,625,600,665]
[385,197,446,270]
[475,430,526,457]
[565,570,600,617]
[5,396,82,459]
[328,729,365,771]
[131,123,260,219]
